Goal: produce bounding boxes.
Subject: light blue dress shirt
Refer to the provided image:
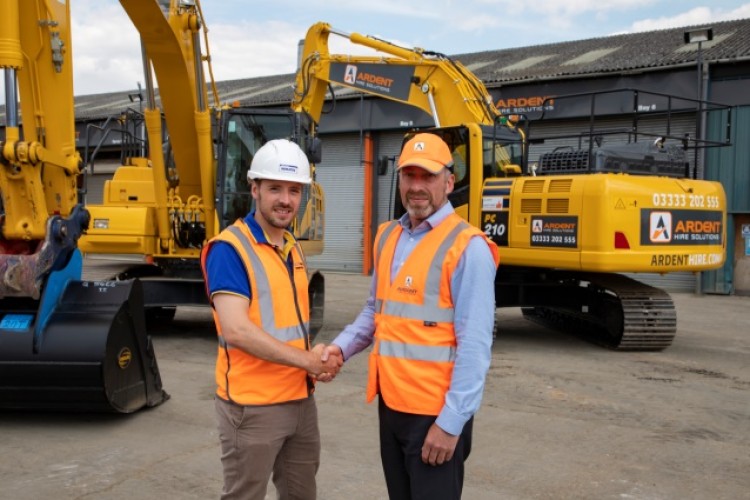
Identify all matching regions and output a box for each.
[332,201,497,435]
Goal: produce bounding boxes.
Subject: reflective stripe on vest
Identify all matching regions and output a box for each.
[367,214,479,415]
[225,225,308,344]
[374,220,468,324]
[379,339,457,362]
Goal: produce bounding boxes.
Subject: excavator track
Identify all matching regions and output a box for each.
[522,273,677,351]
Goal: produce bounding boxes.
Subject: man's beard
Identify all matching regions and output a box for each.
[404,191,435,221]
[258,195,295,229]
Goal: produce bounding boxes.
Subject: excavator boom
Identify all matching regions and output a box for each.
[294,22,500,128]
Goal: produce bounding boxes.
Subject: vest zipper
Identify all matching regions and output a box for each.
[278,250,315,394]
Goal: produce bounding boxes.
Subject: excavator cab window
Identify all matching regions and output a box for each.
[480,124,525,178]
[216,110,297,229]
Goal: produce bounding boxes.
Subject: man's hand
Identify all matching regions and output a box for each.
[421,423,459,466]
[308,344,343,382]
[318,344,344,382]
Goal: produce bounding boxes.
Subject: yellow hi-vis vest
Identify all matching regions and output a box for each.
[200,220,312,405]
[366,213,500,415]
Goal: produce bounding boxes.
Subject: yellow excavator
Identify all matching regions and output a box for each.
[77,1,326,332]
[0,0,168,412]
[0,0,326,412]
[293,22,729,350]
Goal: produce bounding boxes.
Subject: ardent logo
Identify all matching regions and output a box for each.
[397,275,417,295]
[342,64,395,89]
[496,95,555,109]
[344,64,357,84]
[674,220,722,234]
[650,212,672,242]
[532,219,543,233]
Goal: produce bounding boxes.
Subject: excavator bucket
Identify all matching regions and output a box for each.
[0,254,169,413]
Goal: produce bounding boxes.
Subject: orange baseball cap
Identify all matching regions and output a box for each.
[397,133,454,173]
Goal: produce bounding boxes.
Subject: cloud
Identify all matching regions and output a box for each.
[630,5,750,32]
[3,0,749,103]
[70,1,143,94]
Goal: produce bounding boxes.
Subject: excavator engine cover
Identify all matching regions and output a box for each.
[0,279,169,413]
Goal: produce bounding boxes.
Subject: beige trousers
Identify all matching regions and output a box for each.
[215,396,320,500]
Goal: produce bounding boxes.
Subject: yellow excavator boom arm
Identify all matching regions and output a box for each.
[293,22,500,129]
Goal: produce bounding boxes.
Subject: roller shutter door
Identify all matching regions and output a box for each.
[307,134,365,273]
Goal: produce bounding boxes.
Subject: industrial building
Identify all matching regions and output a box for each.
[5,18,750,294]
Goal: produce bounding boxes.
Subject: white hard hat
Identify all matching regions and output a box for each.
[248,139,312,185]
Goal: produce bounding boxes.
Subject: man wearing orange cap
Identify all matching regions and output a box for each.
[323,133,500,499]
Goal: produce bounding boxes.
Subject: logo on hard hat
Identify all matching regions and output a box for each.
[279,164,298,174]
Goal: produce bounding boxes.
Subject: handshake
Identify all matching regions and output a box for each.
[308,344,344,383]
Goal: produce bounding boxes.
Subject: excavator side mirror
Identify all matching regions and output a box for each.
[306,137,323,164]
[378,155,390,176]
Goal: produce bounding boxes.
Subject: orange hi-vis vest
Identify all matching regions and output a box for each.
[200,220,312,405]
[366,213,500,416]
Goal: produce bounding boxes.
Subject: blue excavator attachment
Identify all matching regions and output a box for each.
[0,249,169,412]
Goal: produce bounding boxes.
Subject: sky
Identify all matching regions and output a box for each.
[3,0,750,101]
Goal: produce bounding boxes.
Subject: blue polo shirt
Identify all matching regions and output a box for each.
[204,212,297,300]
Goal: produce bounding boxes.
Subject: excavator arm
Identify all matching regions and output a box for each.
[0,0,167,412]
[293,22,501,128]
[0,0,88,298]
[293,22,526,228]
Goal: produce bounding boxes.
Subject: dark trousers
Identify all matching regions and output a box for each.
[378,397,473,500]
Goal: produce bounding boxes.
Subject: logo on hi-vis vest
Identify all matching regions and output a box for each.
[649,212,672,243]
[397,276,417,296]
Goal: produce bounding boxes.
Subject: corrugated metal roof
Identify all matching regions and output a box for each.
[2,18,749,122]
[459,18,750,85]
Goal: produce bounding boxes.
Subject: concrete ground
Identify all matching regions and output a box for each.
[0,271,748,499]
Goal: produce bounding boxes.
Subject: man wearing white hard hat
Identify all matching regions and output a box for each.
[201,139,342,500]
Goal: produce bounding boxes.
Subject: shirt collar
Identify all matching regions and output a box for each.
[244,211,297,259]
[397,201,455,234]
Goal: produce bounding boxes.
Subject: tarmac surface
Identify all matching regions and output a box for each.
[1,270,748,499]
